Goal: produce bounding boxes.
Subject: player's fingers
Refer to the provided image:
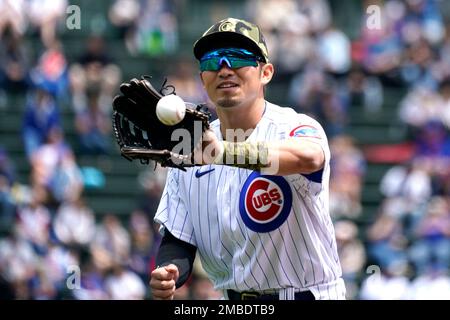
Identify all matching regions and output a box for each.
[151,265,177,281]
[164,264,179,281]
[150,279,176,290]
[152,287,176,300]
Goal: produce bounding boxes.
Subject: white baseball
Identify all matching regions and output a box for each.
[156,94,186,126]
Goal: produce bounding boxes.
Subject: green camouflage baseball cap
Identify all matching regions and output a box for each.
[193,18,269,63]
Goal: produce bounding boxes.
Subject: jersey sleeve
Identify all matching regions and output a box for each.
[154,168,197,246]
[284,114,331,188]
[285,114,330,166]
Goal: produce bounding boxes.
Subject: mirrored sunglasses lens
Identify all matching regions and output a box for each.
[229,58,258,68]
[200,58,220,71]
[200,56,258,72]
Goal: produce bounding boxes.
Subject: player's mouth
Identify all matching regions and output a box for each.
[217,81,239,90]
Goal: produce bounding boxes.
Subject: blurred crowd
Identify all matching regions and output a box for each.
[1,0,450,300]
[250,0,450,300]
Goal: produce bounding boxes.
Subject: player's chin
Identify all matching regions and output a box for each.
[217,97,241,108]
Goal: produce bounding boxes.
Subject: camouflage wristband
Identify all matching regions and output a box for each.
[214,141,269,170]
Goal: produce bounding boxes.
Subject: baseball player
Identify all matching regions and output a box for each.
[150,17,346,300]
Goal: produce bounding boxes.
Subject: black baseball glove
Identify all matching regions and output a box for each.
[112,76,211,170]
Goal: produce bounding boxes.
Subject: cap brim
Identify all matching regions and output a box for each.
[193,32,267,62]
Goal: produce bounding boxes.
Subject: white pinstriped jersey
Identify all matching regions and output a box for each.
[154,101,346,300]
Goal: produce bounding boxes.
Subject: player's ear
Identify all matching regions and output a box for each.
[199,72,206,87]
[260,63,274,85]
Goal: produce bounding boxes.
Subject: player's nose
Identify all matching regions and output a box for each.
[217,61,234,77]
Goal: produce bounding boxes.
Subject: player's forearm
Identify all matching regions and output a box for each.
[265,139,325,175]
[156,231,197,288]
[214,138,324,175]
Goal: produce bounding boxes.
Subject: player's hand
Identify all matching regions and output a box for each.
[193,128,224,165]
[150,264,179,300]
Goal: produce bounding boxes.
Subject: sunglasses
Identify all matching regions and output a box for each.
[199,48,263,72]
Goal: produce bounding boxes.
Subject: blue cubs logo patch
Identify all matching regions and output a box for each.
[289,125,320,138]
[239,172,292,232]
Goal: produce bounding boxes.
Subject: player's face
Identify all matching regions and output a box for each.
[200,59,273,109]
